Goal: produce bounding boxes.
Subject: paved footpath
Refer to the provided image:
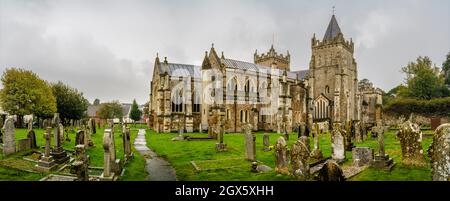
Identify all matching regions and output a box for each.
[134,129,177,181]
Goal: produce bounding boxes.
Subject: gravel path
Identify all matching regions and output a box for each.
[134,129,177,181]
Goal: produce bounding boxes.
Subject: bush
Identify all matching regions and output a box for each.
[384,97,450,116]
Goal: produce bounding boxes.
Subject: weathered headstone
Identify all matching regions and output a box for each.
[310,123,323,160]
[352,147,374,167]
[371,121,395,171]
[331,123,346,163]
[298,122,305,138]
[263,132,270,152]
[70,144,90,181]
[291,136,311,180]
[427,124,450,181]
[283,122,289,141]
[396,118,426,166]
[215,119,227,152]
[244,124,256,161]
[17,138,31,152]
[123,127,133,161]
[275,136,289,175]
[51,113,69,164]
[316,161,345,181]
[58,123,64,141]
[344,121,354,151]
[2,116,16,156]
[100,129,114,181]
[27,129,37,149]
[75,130,85,146]
[88,118,96,134]
[36,127,57,171]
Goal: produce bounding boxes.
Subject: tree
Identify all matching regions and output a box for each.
[93,98,100,105]
[400,56,449,99]
[51,81,89,125]
[0,68,56,126]
[443,52,450,85]
[142,101,150,117]
[98,101,123,120]
[129,99,142,125]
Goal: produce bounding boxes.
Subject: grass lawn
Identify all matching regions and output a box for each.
[146,128,433,181]
[0,124,148,181]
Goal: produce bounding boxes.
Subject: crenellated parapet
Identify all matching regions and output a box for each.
[311,33,354,53]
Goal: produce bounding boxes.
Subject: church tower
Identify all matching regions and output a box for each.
[308,14,358,123]
[254,45,290,71]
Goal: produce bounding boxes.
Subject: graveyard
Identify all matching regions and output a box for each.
[145,128,434,181]
[0,121,148,181]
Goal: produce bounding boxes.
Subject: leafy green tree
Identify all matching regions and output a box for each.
[98,101,123,120]
[129,99,142,124]
[142,101,150,117]
[0,68,56,126]
[93,98,100,105]
[401,56,449,99]
[443,52,450,85]
[51,81,89,125]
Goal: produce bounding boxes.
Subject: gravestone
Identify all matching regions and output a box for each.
[352,147,374,167]
[123,127,133,161]
[298,122,305,138]
[427,124,450,181]
[70,144,90,181]
[316,161,345,181]
[244,124,255,161]
[88,118,96,134]
[75,130,85,146]
[344,121,354,151]
[106,120,117,163]
[396,118,426,166]
[84,125,94,147]
[310,123,323,160]
[283,122,289,141]
[100,129,114,181]
[59,123,64,141]
[215,119,227,152]
[263,132,270,152]
[17,138,31,152]
[27,129,37,149]
[331,123,345,163]
[371,121,395,171]
[291,136,311,180]
[2,116,16,156]
[354,121,362,142]
[51,113,69,164]
[36,127,57,171]
[275,136,289,175]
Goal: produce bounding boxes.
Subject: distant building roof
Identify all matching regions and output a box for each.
[291,70,309,80]
[158,62,201,78]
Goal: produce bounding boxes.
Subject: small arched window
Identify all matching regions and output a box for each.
[325,85,330,94]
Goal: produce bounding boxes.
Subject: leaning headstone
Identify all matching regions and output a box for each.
[244,124,255,161]
[397,118,426,166]
[291,136,311,180]
[263,132,270,151]
[100,129,114,181]
[70,144,90,181]
[352,147,374,167]
[354,121,362,142]
[275,136,289,175]
[35,127,57,172]
[51,113,69,164]
[316,161,345,181]
[2,116,16,156]
[331,123,346,163]
[427,124,450,181]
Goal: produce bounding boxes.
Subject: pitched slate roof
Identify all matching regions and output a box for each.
[223,58,271,72]
[323,15,342,41]
[158,62,201,78]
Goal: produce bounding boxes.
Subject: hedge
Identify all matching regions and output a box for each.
[384,97,450,116]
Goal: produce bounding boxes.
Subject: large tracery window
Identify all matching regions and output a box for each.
[172,88,184,112]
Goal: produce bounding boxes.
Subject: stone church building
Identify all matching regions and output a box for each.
[148,14,381,133]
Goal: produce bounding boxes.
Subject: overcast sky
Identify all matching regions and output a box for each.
[1,0,449,104]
